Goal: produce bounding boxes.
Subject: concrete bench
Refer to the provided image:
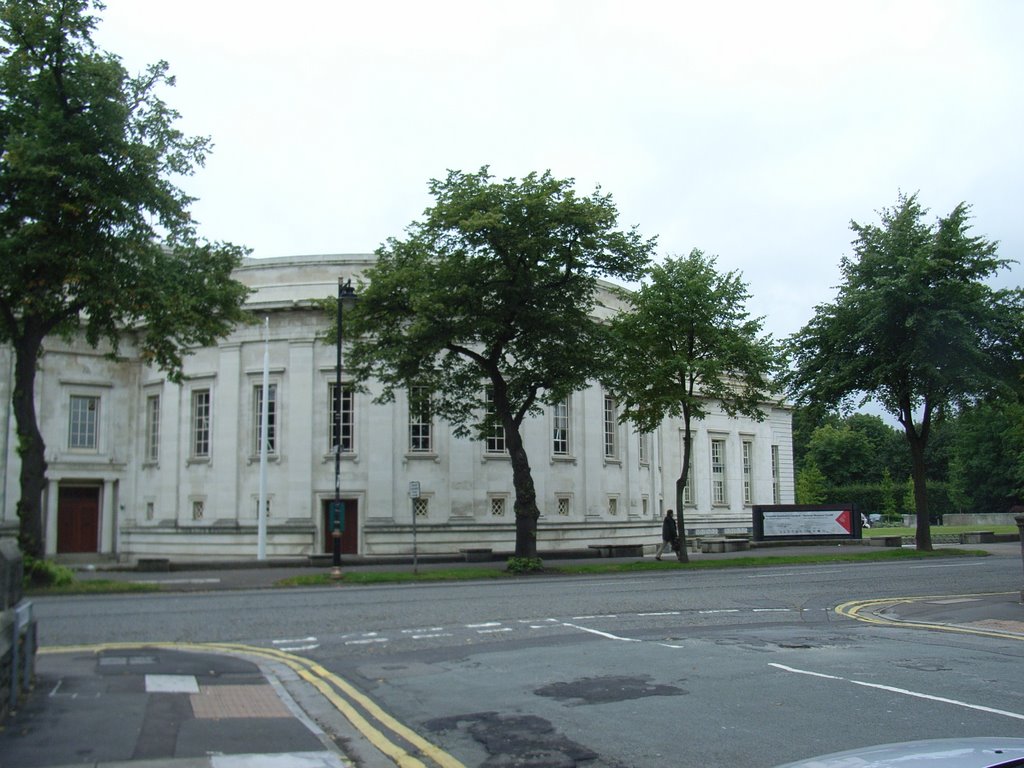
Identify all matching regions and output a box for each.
[868,535,904,547]
[699,538,750,554]
[960,531,995,544]
[588,544,644,558]
[459,548,493,562]
[136,558,171,572]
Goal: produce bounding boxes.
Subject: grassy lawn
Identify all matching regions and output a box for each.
[863,524,1019,538]
[276,547,987,587]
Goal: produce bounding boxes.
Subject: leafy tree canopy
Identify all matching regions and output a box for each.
[785,193,1024,549]
[0,0,250,556]
[602,249,778,559]
[344,167,654,557]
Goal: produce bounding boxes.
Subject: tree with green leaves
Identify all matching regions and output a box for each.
[786,193,1024,550]
[0,0,250,557]
[344,168,654,559]
[602,250,777,561]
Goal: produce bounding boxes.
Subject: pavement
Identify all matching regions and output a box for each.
[2,541,1022,768]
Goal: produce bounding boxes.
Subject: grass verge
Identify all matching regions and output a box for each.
[277,547,987,587]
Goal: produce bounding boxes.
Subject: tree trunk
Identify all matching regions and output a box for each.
[508,426,539,558]
[12,331,47,558]
[674,417,692,562]
[906,430,933,552]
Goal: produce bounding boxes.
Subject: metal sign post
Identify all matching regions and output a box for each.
[409,481,420,574]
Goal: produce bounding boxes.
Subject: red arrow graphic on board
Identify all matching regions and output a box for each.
[835,509,852,534]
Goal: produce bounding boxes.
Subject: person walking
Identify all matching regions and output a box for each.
[655,509,677,560]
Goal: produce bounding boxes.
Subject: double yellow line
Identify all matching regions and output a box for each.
[41,641,465,768]
[835,592,1024,642]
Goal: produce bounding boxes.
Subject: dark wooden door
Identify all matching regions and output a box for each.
[322,498,358,554]
[57,486,100,553]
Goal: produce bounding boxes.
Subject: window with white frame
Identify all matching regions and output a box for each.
[603,394,618,459]
[711,437,727,505]
[484,387,506,454]
[556,495,571,516]
[638,432,649,465]
[145,394,160,463]
[69,395,99,450]
[191,389,211,458]
[408,386,433,453]
[490,496,506,516]
[608,496,619,516]
[253,383,277,455]
[552,398,570,456]
[329,382,354,454]
[642,496,649,517]
[742,438,754,505]
[771,444,781,504]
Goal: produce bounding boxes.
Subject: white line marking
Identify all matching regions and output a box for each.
[401,628,444,634]
[571,615,618,620]
[412,633,453,639]
[770,663,1024,721]
[273,637,317,645]
[277,644,320,651]
[465,622,501,628]
[747,570,844,578]
[752,608,793,613]
[910,562,985,569]
[698,609,740,614]
[638,611,681,617]
[345,638,389,645]
[477,628,512,634]
[562,622,641,642]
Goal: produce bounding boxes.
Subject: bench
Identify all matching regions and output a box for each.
[868,535,904,547]
[699,538,750,554]
[960,531,995,544]
[459,548,493,562]
[136,558,170,572]
[588,544,645,558]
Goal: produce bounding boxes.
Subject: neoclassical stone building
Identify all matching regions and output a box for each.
[0,254,794,562]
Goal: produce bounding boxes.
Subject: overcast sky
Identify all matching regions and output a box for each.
[94,0,1023,341]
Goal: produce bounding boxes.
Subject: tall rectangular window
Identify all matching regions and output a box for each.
[742,438,754,505]
[330,383,354,454]
[408,386,433,453]
[711,437,727,505]
[145,394,160,463]
[254,383,277,454]
[552,399,569,456]
[484,387,506,454]
[638,432,649,465]
[191,389,211,458]
[603,394,618,459]
[69,395,99,450]
[771,445,781,504]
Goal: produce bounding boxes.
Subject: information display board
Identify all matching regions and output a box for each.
[752,504,861,541]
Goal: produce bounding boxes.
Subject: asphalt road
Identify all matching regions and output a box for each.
[34,552,1024,767]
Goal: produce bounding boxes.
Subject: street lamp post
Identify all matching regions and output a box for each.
[332,278,358,572]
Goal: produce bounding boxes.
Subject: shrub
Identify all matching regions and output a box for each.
[506,556,544,574]
[23,556,75,588]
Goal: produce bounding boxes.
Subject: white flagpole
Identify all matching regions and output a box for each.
[257,316,270,560]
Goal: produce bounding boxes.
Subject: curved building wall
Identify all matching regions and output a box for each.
[0,254,794,561]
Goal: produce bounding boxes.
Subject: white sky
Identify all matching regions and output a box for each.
[94,0,1024,341]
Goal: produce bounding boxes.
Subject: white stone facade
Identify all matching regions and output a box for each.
[0,254,795,561]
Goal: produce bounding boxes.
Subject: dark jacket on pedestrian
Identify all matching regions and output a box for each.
[662,514,677,542]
